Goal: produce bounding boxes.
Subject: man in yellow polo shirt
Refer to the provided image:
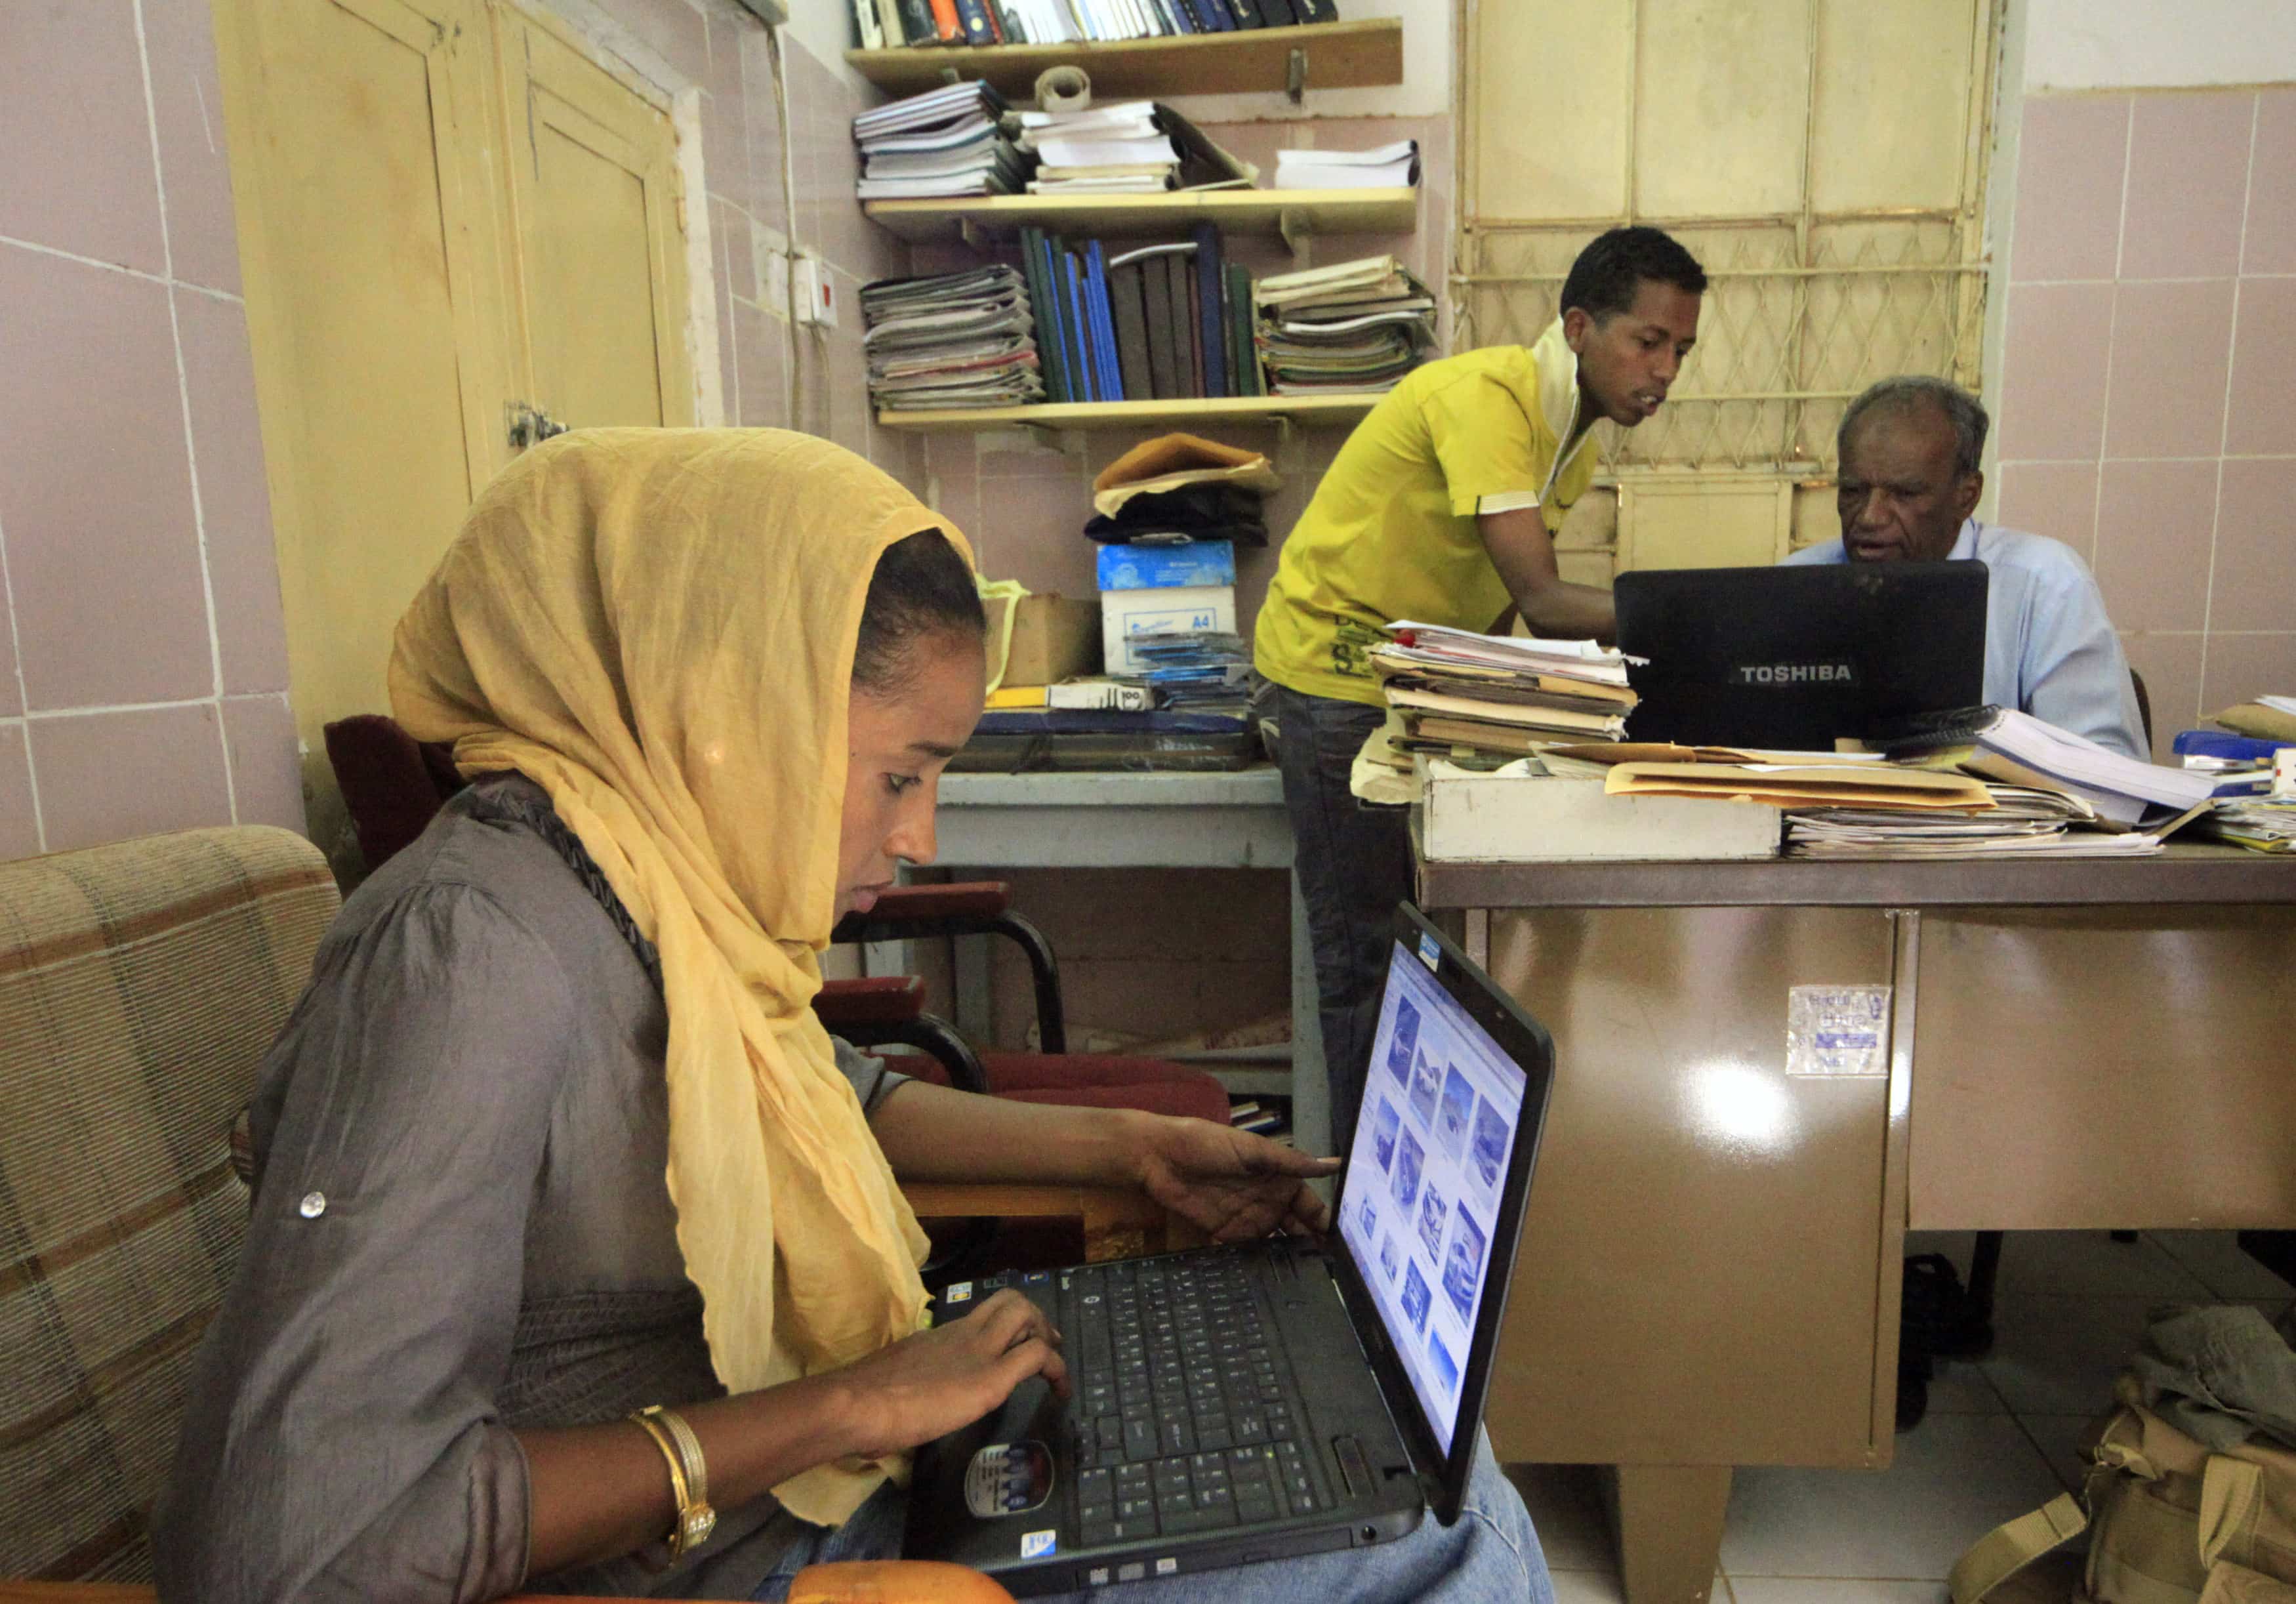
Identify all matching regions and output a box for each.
[1254,226,1705,1149]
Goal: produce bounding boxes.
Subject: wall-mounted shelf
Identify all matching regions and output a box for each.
[864,186,1416,251]
[875,394,1378,432]
[845,19,1403,102]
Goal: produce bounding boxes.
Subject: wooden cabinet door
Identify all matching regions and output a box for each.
[496,7,693,435]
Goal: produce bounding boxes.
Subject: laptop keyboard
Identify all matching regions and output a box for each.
[963,1252,1328,1550]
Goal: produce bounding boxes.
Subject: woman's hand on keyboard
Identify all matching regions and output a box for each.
[1127,1114,1341,1243]
[828,1289,1070,1460]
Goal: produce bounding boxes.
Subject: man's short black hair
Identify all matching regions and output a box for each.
[1559,226,1708,323]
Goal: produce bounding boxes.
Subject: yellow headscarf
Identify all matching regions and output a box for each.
[389,428,969,1523]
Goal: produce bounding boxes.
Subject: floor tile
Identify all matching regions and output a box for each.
[1507,1464,1613,1573]
[1922,1357,2010,1416]
[1730,1581,1946,1603]
[2017,1412,2100,1496]
[1993,1231,2213,1299]
[2151,1231,2296,1300]
[1980,1296,2158,1417]
[1549,1571,1626,1604]
[1721,1414,2064,1581]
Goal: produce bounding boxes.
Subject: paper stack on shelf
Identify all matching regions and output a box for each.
[1371,621,1637,760]
[859,264,1044,409]
[852,82,1027,199]
[1015,102,1256,194]
[1253,255,1437,394]
[1273,138,1420,190]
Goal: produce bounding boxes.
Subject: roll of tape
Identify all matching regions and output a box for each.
[1035,64,1091,115]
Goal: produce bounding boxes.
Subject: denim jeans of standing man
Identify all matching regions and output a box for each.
[1252,678,1414,1160]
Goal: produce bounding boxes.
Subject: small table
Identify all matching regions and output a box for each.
[932,770,1330,1158]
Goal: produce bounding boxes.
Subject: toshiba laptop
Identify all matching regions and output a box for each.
[1614,561,1988,749]
[905,905,1556,1594]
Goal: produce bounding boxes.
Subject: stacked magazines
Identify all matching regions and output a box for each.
[853,82,1025,199]
[859,266,1043,409]
[1254,255,1437,394]
[1370,621,1638,762]
[1783,785,2162,858]
[853,0,1343,49]
[1014,100,1255,195]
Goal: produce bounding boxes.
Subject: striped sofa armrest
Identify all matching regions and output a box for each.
[0,829,338,1584]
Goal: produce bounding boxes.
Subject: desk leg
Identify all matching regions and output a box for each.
[1288,870,1330,1162]
[1601,1464,1732,1604]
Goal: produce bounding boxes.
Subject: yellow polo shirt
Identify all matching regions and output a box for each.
[1253,319,1602,707]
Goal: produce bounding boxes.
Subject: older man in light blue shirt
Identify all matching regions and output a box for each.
[1783,376,2148,759]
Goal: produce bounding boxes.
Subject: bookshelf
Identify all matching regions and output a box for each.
[846,19,1403,102]
[874,394,1378,430]
[864,186,1416,248]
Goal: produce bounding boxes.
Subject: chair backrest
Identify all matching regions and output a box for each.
[0,829,338,1582]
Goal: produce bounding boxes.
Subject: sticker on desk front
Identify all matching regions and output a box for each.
[1785,985,1892,1077]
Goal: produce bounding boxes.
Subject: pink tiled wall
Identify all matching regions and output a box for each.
[1996,87,2296,762]
[0,0,298,861]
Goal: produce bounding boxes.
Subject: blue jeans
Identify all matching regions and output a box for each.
[1253,679,1414,1159]
[750,1431,1549,1604]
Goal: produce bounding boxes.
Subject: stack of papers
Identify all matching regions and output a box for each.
[853,83,1027,199]
[1125,630,1252,717]
[1273,140,1420,190]
[859,266,1044,409]
[1014,102,1255,195]
[1371,621,1638,760]
[2206,796,2296,852]
[1253,255,1437,394]
[1940,707,2217,827]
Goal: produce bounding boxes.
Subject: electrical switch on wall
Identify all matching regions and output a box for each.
[792,251,838,329]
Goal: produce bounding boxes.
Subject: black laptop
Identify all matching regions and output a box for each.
[1614,561,1989,749]
[905,905,1557,1594]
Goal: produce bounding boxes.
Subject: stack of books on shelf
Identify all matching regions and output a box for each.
[852,82,1025,199]
[1273,138,1420,190]
[1367,621,1638,767]
[853,0,1342,50]
[1254,255,1436,394]
[1014,101,1256,194]
[1020,223,1263,403]
[859,264,1044,409]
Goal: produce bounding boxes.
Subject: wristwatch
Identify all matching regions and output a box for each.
[630,1404,716,1557]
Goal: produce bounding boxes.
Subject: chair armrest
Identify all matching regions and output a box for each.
[901,1182,1208,1264]
[815,976,925,1028]
[830,882,1010,945]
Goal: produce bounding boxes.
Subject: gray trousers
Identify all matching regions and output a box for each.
[1254,680,1414,1159]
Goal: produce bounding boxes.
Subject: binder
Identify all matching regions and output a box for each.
[1191,222,1227,398]
[1059,246,1102,401]
[1187,0,1234,31]
[897,0,941,43]
[1084,241,1127,400]
[1020,228,1071,403]
[953,0,997,44]
[1140,258,1180,398]
[1225,262,1261,396]
[1109,260,1156,400]
[1297,0,1339,20]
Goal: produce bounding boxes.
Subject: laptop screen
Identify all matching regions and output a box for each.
[1338,937,1530,1458]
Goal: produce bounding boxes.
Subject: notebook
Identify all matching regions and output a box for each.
[904,905,1557,1594]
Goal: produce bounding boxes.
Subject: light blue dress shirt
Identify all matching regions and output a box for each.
[1782,519,2148,759]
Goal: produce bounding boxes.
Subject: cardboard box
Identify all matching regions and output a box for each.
[993,592,1102,687]
[1096,540,1237,592]
[1101,585,1238,676]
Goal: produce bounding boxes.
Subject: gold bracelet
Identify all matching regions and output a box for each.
[629,1407,717,1557]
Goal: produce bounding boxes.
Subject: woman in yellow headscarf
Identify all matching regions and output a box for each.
[154,430,1544,1604]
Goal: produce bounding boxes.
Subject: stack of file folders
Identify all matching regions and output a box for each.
[2175,726,2296,852]
[1368,621,1637,764]
[1253,255,1437,394]
[859,265,1043,409]
[1020,223,1262,403]
[853,82,1025,199]
[856,0,1342,49]
[1014,101,1255,195]
[1127,630,1252,716]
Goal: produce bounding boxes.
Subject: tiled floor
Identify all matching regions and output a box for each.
[1506,1231,2295,1603]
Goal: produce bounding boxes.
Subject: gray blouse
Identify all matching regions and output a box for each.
[154,776,906,1601]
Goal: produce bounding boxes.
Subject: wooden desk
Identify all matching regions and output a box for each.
[1418,845,2296,1604]
[932,770,1330,1157]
